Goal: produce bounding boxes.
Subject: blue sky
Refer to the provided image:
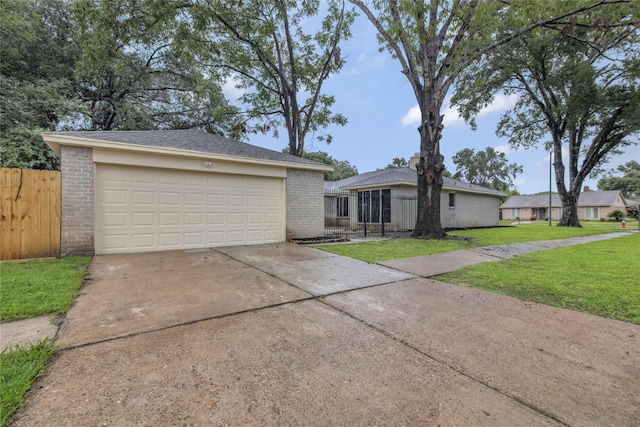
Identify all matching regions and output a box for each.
[224,13,638,196]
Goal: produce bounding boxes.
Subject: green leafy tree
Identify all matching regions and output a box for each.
[303,151,358,181]
[349,0,611,238]
[189,0,356,155]
[452,147,522,192]
[452,4,639,227]
[598,161,640,199]
[284,150,358,181]
[72,0,239,135]
[381,157,409,169]
[0,0,83,169]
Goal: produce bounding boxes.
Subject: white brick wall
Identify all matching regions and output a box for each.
[60,146,94,256]
[286,169,325,239]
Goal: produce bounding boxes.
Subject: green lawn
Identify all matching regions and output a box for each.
[1,257,91,322]
[315,223,624,263]
[1,256,91,426]
[0,340,57,427]
[315,223,639,324]
[436,234,640,324]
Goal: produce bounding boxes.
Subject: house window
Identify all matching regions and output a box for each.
[449,193,455,208]
[511,208,521,218]
[586,207,599,219]
[357,189,390,223]
[336,197,349,217]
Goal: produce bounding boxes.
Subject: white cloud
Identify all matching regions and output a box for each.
[400,93,518,128]
[222,74,245,101]
[401,102,464,127]
[442,104,464,127]
[477,93,518,117]
[401,105,421,126]
[494,144,512,154]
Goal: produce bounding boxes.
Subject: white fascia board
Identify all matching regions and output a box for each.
[42,133,333,172]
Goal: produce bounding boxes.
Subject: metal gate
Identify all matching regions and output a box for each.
[324,190,417,238]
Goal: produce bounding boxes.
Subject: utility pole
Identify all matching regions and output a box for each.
[549,152,552,227]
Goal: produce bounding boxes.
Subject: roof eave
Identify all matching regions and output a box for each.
[340,180,416,190]
[42,133,332,172]
[340,179,504,197]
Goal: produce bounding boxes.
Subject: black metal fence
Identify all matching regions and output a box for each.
[324,190,417,238]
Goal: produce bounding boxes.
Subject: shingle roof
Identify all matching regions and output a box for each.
[500,191,626,208]
[325,167,505,197]
[45,130,325,167]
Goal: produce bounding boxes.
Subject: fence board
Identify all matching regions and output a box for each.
[0,168,61,260]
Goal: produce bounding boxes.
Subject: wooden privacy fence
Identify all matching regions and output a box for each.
[1,168,61,260]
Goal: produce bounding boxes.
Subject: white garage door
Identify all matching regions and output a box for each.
[95,164,284,254]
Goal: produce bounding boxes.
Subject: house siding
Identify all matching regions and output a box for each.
[501,191,628,221]
[442,191,500,228]
[60,145,94,256]
[286,169,325,239]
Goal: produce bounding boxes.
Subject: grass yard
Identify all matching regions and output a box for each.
[0,340,57,426]
[315,223,622,264]
[436,234,640,324]
[315,223,638,324]
[1,257,91,322]
[1,256,91,426]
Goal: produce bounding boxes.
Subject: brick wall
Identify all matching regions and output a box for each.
[60,146,94,256]
[286,169,325,239]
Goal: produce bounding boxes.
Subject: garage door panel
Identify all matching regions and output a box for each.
[228,195,244,206]
[132,212,154,226]
[160,213,180,226]
[132,234,154,248]
[184,193,204,206]
[160,192,180,205]
[132,191,154,204]
[96,165,284,254]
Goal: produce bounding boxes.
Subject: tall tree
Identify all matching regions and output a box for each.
[381,157,409,169]
[598,161,640,199]
[188,0,356,155]
[349,0,626,238]
[453,4,639,226]
[297,151,358,181]
[452,147,522,193]
[0,0,83,169]
[72,0,240,135]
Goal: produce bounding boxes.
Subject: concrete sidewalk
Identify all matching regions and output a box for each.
[379,232,630,277]
[5,233,640,426]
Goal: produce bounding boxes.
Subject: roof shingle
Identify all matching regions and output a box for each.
[46,130,324,167]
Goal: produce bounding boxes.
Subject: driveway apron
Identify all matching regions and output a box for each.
[10,241,640,426]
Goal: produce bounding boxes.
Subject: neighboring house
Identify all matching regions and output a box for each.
[500,188,628,221]
[325,157,505,231]
[43,130,331,256]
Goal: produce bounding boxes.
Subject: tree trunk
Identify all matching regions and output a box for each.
[557,190,581,227]
[410,113,447,239]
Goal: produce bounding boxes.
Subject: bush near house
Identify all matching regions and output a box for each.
[608,210,625,222]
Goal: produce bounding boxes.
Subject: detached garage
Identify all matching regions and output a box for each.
[43,130,331,256]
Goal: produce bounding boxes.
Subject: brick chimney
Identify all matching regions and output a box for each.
[584,186,590,192]
[409,153,419,170]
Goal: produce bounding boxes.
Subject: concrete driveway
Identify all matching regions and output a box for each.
[10,243,640,426]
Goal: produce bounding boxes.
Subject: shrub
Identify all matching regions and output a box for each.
[627,204,639,220]
[608,210,625,222]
